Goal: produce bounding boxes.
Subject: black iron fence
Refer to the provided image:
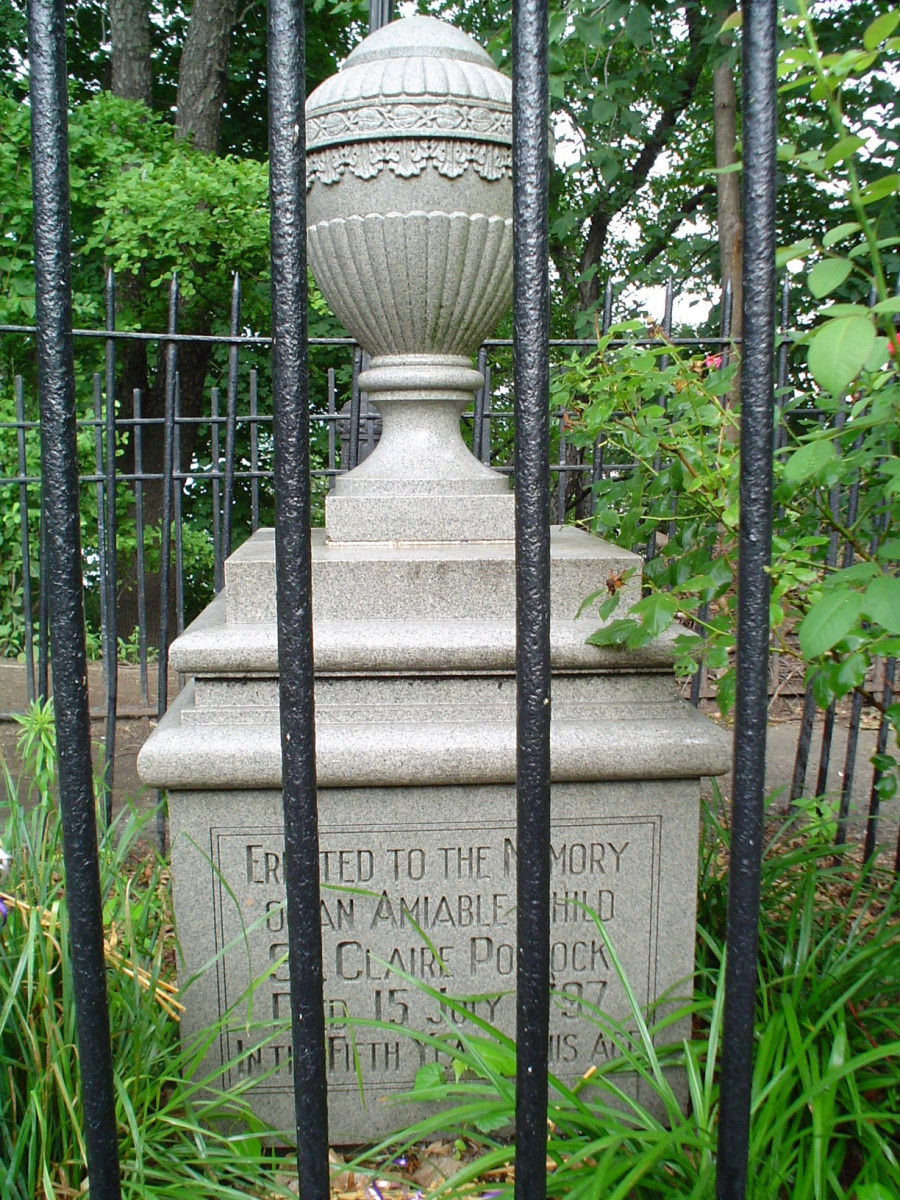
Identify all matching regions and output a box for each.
[11,0,894,1197]
[2,270,895,859]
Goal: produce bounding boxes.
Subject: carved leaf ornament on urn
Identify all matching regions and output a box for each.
[306,16,516,542]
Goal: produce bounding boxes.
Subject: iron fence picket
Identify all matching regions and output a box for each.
[103,269,119,808]
[349,344,363,469]
[512,0,553,1196]
[644,277,674,566]
[715,1,778,1197]
[156,277,179,853]
[211,385,224,592]
[865,656,896,863]
[91,373,113,823]
[251,368,262,525]
[268,1,330,1194]
[223,274,241,560]
[132,387,150,707]
[173,375,186,638]
[27,0,123,1193]
[14,376,36,704]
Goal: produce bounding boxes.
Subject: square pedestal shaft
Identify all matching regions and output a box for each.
[138,527,730,1142]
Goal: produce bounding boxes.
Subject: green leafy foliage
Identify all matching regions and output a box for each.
[557,1,900,787]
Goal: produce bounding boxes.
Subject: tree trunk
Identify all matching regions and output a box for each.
[176,0,239,153]
[713,59,743,408]
[109,0,152,106]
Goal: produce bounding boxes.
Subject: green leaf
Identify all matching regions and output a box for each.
[863,11,900,50]
[875,772,898,802]
[586,618,638,648]
[820,303,869,318]
[413,1062,444,1092]
[807,316,876,396]
[807,258,853,298]
[798,589,862,658]
[864,575,900,634]
[782,439,835,483]
[870,296,900,315]
[776,239,814,267]
[823,135,865,170]
[720,9,742,31]
[859,174,900,205]
[865,336,891,372]
[835,650,868,695]
[822,222,860,248]
[628,593,679,640]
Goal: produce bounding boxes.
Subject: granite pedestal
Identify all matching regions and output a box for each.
[138,525,729,1141]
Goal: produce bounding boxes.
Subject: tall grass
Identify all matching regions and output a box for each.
[0,707,296,1200]
[355,793,900,1199]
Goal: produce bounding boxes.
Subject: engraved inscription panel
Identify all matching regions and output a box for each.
[209,815,661,1100]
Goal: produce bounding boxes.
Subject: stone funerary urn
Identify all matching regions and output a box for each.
[138,15,729,1141]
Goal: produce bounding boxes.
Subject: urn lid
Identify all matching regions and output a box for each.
[306,15,512,153]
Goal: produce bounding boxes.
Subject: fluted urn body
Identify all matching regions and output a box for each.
[306,16,515,542]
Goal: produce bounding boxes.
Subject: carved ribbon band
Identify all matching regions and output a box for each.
[307,139,513,187]
[307,101,512,151]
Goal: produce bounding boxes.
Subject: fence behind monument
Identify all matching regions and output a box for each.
[1,274,895,860]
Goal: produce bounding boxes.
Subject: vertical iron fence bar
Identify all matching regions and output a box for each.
[93,374,111,733]
[211,387,224,591]
[250,368,261,527]
[590,281,615,518]
[690,283,733,708]
[773,274,791,455]
[369,0,393,32]
[349,345,363,469]
[555,406,567,523]
[327,367,337,487]
[132,388,149,706]
[826,442,864,827]
[715,2,778,1198]
[864,656,895,863]
[814,410,848,798]
[223,274,241,559]
[26,1,122,1194]
[644,279,674,566]
[512,0,552,1196]
[267,1,330,1195]
[157,278,179,854]
[474,344,488,460]
[363,392,375,457]
[14,376,37,704]
[840,509,886,846]
[480,363,493,465]
[173,376,185,636]
[790,689,817,803]
[38,499,49,703]
[768,278,788,696]
[103,268,118,813]
[835,688,863,847]
[602,276,614,331]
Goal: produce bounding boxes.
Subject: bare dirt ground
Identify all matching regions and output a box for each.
[2,658,898,865]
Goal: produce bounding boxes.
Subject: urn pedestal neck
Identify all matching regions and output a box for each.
[305,16,515,543]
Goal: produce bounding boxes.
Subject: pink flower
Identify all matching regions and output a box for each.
[704,353,723,370]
